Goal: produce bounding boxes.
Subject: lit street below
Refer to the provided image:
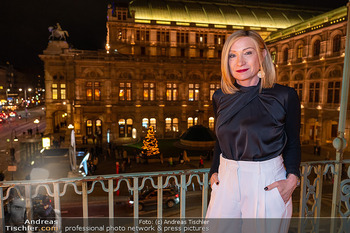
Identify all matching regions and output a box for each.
[0,106,46,177]
[60,191,202,218]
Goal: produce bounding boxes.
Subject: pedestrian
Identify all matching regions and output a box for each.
[123,149,128,162]
[317,145,321,156]
[183,150,190,163]
[93,156,99,170]
[136,152,141,164]
[121,161,126,172]
[168,157,173,167]
[160,153,164,164]
[179,153,184,164]
[199,156,204,168]
[314,145,317,155]
[206,30,301,233]
[127,157,131,168]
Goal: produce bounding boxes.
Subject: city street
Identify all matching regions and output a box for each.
[60,191,202,218]
[0,106,46,177]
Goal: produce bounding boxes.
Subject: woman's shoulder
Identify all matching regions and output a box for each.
[212,88,224,99]
[262,83,299,103]
[272,83,294,91]
[214,88,224,95]
[264,83,296,95]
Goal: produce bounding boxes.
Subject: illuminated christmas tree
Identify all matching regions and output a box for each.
[142,126,160,157]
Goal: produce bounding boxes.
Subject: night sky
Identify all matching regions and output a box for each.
[0,0,348,77]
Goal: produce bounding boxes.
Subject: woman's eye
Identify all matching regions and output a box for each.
[244,51,253,55]
[228,54,236,58]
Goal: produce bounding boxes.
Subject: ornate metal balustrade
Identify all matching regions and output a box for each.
[1,161,350,233]
[298,159,350,233]
[0,168,209,233]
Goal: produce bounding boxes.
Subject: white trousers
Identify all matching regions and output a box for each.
[205,155,292,233]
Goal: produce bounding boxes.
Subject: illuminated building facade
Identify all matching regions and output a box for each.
[0,62,35,106]
[266,6,348,147]
[40,0,331,145]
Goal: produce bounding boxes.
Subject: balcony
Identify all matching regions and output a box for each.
[1,159,349,232]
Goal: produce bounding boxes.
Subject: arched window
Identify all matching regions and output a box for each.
[165,118,179,132]
[188,117,193,128]
[283,48,288,63]
[313,40,320,57]
[293,83,303,102]
[173,118,179,132]
[95,119,102,136]
[142,118,149,130]
[51,77,66,100]
[333,35,341,53]
[270,51,277,64]
[188,84,200,101]
[309,82,320,103]
[209,117,215,130]
[187,117,198,128]
[86,81,101,101]
[142,118,157,132]
[297,44,303,59]
[209,83,220,100]
[126,119,133,137]
[86,120,93,136]
[327,81,341,104]
[150,118,156,130]
[118,119,125,137]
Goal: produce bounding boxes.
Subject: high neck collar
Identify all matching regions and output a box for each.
[234,79,261,92]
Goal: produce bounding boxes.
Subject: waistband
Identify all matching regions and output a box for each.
[219,154,284,172]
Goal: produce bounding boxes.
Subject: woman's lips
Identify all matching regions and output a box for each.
[236,68,248,73]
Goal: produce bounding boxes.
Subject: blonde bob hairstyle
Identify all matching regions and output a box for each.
[221,30,276,94]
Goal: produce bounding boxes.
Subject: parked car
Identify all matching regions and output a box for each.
[128,188,179,211]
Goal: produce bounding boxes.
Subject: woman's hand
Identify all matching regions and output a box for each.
[264,174,299,203]
[210,173,219,188]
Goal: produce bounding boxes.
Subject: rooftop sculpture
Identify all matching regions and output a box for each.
[48,23,69,41]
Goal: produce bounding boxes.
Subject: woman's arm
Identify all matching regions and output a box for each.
[209,141,221,187]
[265,88,301,202]
[282,87,301,178]
[209,90,222,186]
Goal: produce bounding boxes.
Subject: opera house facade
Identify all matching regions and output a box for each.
[40,0,347,147]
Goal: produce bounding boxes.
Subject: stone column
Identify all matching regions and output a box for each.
[158,106,165,139]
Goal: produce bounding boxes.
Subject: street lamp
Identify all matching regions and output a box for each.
[34,119,40,134]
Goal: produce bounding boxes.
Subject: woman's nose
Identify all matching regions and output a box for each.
[237,54,245,66]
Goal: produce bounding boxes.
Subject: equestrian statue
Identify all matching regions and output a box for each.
[48,23,69,41]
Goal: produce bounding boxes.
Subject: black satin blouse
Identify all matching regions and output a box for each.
[209,80,301,178]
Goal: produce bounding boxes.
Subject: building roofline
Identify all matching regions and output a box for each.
[128,0,326,30]
[266,6,347,43]
[165,0,332,12]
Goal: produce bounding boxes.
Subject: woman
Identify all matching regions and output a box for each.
[206,30,300,232]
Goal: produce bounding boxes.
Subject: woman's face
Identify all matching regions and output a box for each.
[228,37,263,87]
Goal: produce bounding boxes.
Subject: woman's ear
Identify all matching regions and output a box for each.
[262,49,267,59]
